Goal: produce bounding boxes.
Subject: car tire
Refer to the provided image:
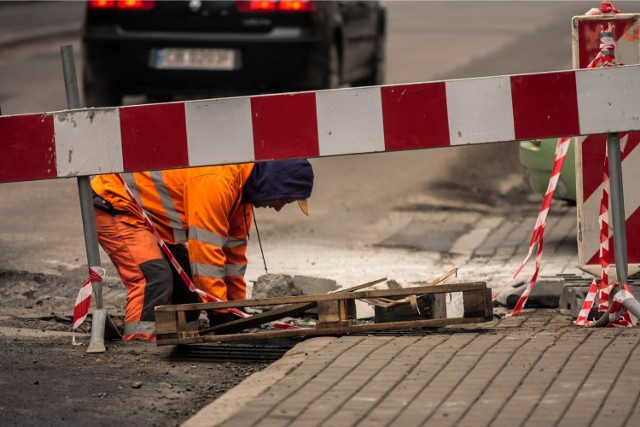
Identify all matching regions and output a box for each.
[322,43,341,89]
[83,74,122,107]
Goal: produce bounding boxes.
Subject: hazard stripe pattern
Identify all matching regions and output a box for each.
[577,15,640,267]
[2,66,640,183]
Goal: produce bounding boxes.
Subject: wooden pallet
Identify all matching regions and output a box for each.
[154,281,493,346]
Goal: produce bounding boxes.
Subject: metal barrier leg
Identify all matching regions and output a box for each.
[593,132,640,326]
[607,133,640,320]
[608,132,629,287]
[60,45,112,352]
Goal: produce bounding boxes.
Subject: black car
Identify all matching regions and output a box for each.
[82,0,386,107]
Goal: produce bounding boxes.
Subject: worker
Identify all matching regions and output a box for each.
[91,159,314,340]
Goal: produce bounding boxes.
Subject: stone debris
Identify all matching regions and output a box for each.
[251,274,303,300]
[252,274,340,300]
[292,275,338,295]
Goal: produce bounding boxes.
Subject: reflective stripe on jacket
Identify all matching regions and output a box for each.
[92,164,254,301]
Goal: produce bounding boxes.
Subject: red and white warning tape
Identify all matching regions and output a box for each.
[574,279,600,326]
[607,285,638,327]
[575,145,613,325]
[576,283,638,327]
[586,22,623,69]
[597,145,612,312]
[574,138,637,327]
[495,2,636,324]
[72,266,106,345]
[491,136,571,313]
[586,1,620,16]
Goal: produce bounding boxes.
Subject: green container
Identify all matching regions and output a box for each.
[519,138,577,203]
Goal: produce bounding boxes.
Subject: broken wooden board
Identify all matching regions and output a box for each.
[155,281,492,346]
[199,277,387,335]
[374,293,447,323]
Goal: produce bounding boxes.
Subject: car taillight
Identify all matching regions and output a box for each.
[88,0,116,8]
[237,0,317,13]
[278,1,317,11]
[88,0,156,11]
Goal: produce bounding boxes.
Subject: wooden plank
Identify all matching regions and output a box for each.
[200,302,316,336]
[177,311,188,330]
[317,300,342,323]
[154,278,492,347]
[434,293,447,319]
[332,277,387,293]
[344,299,357,319]
[197,278,385,335]
[317,320,353,329]
[155,311,178,335]
[156,316,490,346]
[483,288,493,320]
[463,289,490,319]
[155,282,487,312]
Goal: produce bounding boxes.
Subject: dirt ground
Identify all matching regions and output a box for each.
[0,267,291,427]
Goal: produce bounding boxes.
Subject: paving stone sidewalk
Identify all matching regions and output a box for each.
[188,311,640,427]
[183,203,640,427]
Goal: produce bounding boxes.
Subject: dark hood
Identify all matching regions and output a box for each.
[242,159,314,204]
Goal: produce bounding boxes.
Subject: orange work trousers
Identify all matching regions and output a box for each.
[94,209,200,340]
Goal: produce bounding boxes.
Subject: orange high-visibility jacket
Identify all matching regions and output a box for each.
[92,164,254,302]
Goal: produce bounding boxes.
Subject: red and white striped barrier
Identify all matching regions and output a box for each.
[2,65,640,183]
[72,266,105,345]
[571,7,640,327]
[575,13,640,276]
[496,4,640,320]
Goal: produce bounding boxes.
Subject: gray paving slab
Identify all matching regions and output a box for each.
[184,203,640,427]
[189,311,640,427]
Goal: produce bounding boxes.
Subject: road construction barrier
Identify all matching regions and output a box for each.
[2,65,640,183]
[575,12,640,278]
[498,2,640,325]
[3,31,640,343]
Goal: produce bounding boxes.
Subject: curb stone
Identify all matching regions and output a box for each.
[182,337,337,427]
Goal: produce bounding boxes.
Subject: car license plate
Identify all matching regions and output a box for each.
[153,48,238,70]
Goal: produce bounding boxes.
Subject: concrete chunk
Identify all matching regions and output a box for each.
[504,277,567,309]
[252,274,339,300]
[251,274,303,299]
[292,275,339,295]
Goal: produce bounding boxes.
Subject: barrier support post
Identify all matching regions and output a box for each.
[60,45,108,353]
[607,132,629,286]
[607,132,640,319]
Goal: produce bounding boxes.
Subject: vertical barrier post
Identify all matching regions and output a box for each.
[607,133,640,318]
[607,132,628,286]
[60,45,107,353]
[590,23,640,325]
